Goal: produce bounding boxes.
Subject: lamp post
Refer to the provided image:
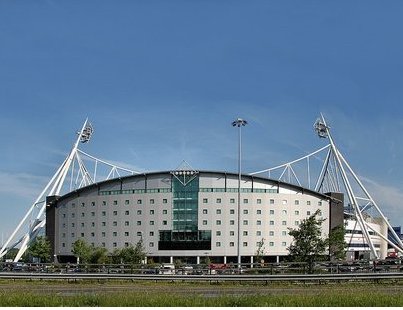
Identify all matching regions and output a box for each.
[232,118,247,270]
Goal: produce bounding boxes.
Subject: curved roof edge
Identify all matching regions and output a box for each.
[55,170,337,202]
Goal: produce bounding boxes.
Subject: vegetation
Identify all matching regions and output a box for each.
[0,289,403,307]
[287,209,327,272]
[27,236,51,263]
[328,224,347,260]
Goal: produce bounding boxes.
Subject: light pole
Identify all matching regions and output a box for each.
[232,118,247,270]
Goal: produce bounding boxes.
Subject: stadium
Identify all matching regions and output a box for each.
[1,115,402,263]
[46,170,344,264]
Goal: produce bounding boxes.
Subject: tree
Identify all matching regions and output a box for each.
[89,246,110,264]
[287,209,327,273]
[28,236,51,263]
[72,239,92,264]
[255,238,266,265]
[328,224,347,261]
[118,239,146,266]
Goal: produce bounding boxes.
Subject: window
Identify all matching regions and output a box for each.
[269,242,274,246]
[307,201,311,206]
[137,232,142,236]
[71,223,75,228]
[113,200,118,205]
[257,210,262,215]
[216,209,221,214]
[102,211,106,216]
[137,221,141,226]
[150,210,155,215]
[81,202,85,207]
[282,200,287,205]
[282,231,287,236]
[243,199,248,204]
[216,242,221,247]
[230,209,235,214]
[72,203,75,208]
[203,209,208,214]
[269,220,274,225]
[163,199,168,204]
[80,233,84,237]
[91,222,95,227]
[282,220,287,225]
[269,210,274,215]
[243,220,248,225]
[150,220,155,225]
[71,233,75,237]
[113,232,117,237]
[137,210,142,215]
[230,220,235,225]
[102,201,106,206]
[91,212,95,217]
[203,198,208,203]
[243,209,248,214]
[243,231,248,236]
[101,232,106,237]
[270,199,275,204]
[91,201,95,207]
[295,200,299,205]
[203,220,207,225]
[113,221,117,226]
[137,199,142,204]
[257,199,262,204]
[216,220,222,225]
[163,220,167,225]
[125,221,129,226]
[125,232,129,236]
[113,211,118,216]
[216,198,221,203]
[318,201,322,206]
[62,243,65,248]
[243,242,248,247]
[295,221,300,226]
[124,242,129,247]
[81,223,85,227]
[62,233,66,238]
[230,231,235,236]
[71,213,75,218]
[230,242,235,247]
[230,198,235,203]
[163,210,168,214]
[256,220,262,225]
[125,200,130,205]
[125,210,130,215]
[295,210,299,215]
[307,211,311,216]
[256,231,262,236]
[149,242,154,247]
[150,199,155,204]
[282,242,287,247]
[216,231,221,236]
[62,213,66,218]
[269,231,274,236]
[282,210,287,215]
[149,231,154,236]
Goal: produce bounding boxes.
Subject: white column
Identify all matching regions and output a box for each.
[223,256,227,264]
[170,256,174,264]
[196,256,200,265]
[250,256,254,268]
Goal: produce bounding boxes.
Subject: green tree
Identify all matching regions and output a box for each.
[255,238,266,266]
[328,224,347,261]
[89,246,110,264]
[287,209,327,273]
[118,239,146,266]
[71,239,92,264]
[28,236,51,263]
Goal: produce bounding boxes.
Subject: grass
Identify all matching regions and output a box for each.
[0,290,403,307]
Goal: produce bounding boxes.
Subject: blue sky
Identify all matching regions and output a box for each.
[1,0,403,241]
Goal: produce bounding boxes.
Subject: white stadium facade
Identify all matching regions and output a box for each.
[1,115,403,263]
[46,170,344,264]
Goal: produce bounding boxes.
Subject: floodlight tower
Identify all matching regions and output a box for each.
[314,114,403,258]
[232,118,248,269]
[0,119,94,262]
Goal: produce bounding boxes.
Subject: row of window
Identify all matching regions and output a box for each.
[202,219,301,226]
[64,209,169,218]
[202,198,322,206]
[61,220,169,228]
[64,209,321,219]
[65,198,323,209]
[203,209,321,216]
